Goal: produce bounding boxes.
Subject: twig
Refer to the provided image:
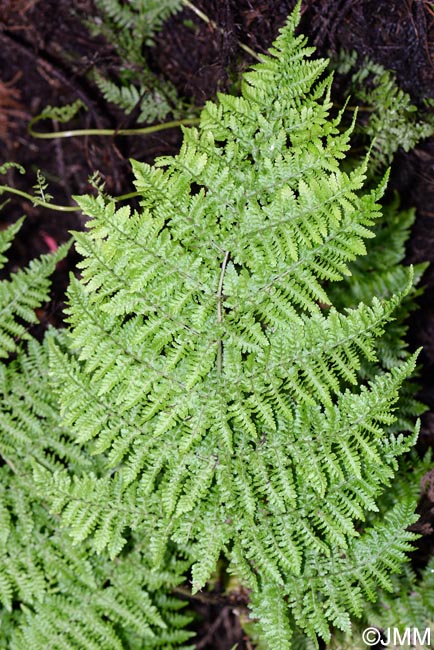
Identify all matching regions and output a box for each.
[196,606,233,649]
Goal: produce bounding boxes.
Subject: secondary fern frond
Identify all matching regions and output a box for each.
[1,478,193,650]
[0,217,23,266]
[94,0,182,45]
[93,69,181,124]
[333,51,434,174]
[37,99,86,124]
[0,333,195,649]
[328,451,434,649]
[0,219,68,358]
[88,0,185,122]
[32,170,53,205]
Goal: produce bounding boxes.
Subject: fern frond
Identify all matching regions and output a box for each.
[249,583,295,650]
[94,71,180,123]
[285,500,419,642]
[88,0,184,122]
[94,0,182,45]
[328,451,433,649]
[0,218,24,267]
[1,5,429,649]
[0,161,25,176]
[0,242,68,358]
[3,504,194,649]
[333,51,434,174]
[46,8,426,647]
[32,170,53,204]
[38,99,86,124]
[0,335,195,648]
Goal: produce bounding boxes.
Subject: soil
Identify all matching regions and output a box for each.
[1,1,434,648]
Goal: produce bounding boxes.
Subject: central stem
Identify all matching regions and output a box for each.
[217,251,230,375]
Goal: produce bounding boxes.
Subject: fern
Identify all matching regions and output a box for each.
[0,219,68,358]
[333,51,434,174]
[36,99,86,124]
[328,452,434,649]
[32,169,53,204]
[0,217,23,267]
[0,162,25,176]
[0,468,193,650]
[0,248,195,648]
[94,0,182,45]
[328,197,427,435]
[0,6,432,648]
[38,7,427,647]
[94,70,180,124]
[88,0,185,123]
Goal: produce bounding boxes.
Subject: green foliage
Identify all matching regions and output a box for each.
[333,51,434,174]
[36,99,86,125]
[0,6,433,649]
[0,237,194,649]
[327,453,434,649]
[367,557,434,632]
[32,170,53,204]
[328,197,427,431]
[40,8,427,647]
[0,220,68,358]
[88,0,185,122]
[0,217,23,266]
[0,472,193,650]
[94,0,183,46]
[0,162,25,176]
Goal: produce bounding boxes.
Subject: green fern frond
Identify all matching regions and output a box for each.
[0,333,195,649]
[327,450,433,649]
[2,495,194,649]
[333,51,434,174]
[328,196,427,435]
[94,70,180,123]
[0,162,25,176]
[0,218,24,267]
[32,170,53,204]
[94,0,183,45]
[252,499,420,649]
[0,7,429,649]
[38,99,86,124]
[0,240,68,358]
[88,0,184,122]
[45,8,427,646]
[0,218,69,358]
[365,557,434,632]
[0,220,194,648]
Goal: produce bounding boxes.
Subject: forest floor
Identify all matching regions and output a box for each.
[1,1,434,648]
